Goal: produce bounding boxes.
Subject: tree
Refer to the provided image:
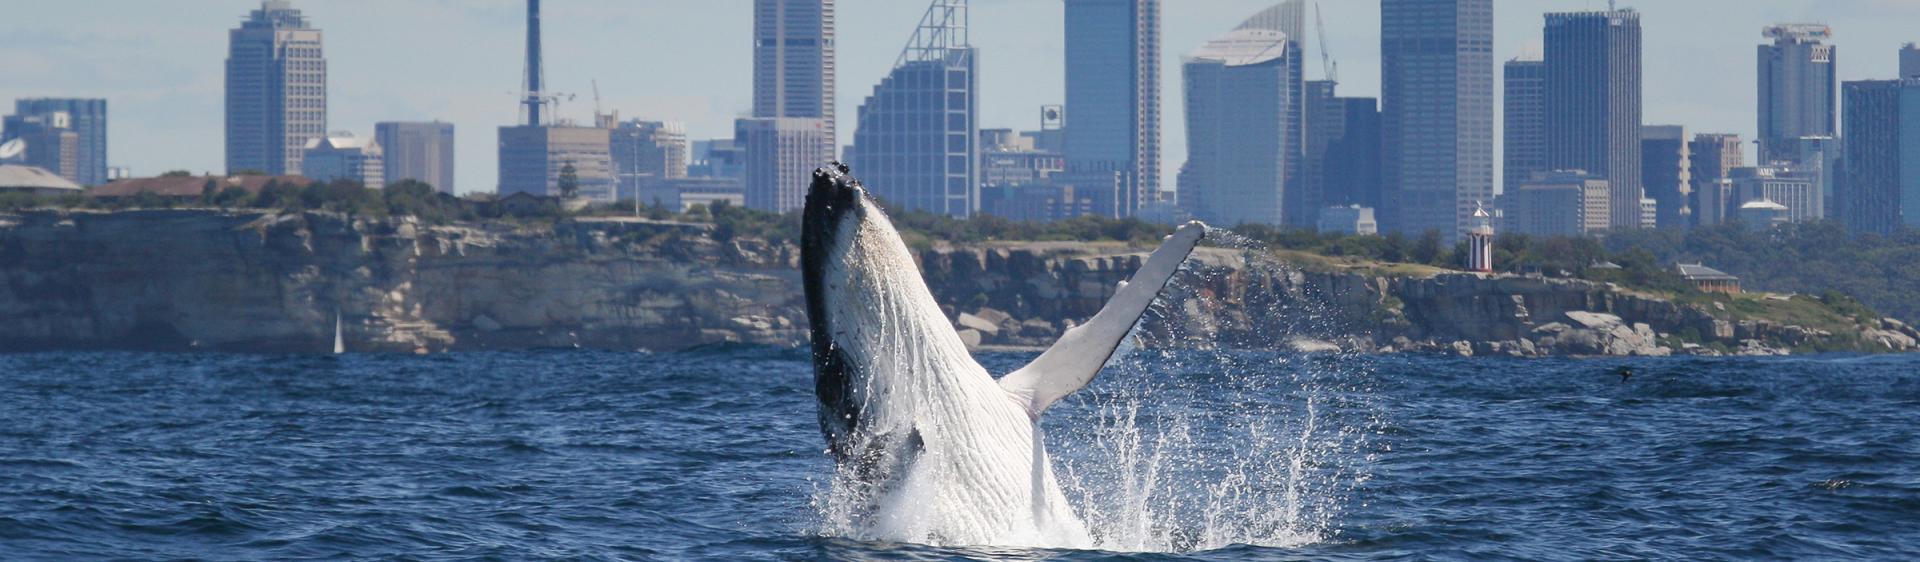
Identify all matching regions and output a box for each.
[557,162,580,199]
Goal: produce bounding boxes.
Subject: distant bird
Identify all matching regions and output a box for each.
[1617,366,1633,382]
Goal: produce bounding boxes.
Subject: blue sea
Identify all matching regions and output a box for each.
[1,349,1916,561]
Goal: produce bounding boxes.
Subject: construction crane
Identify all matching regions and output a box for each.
[1315,1,1337,84]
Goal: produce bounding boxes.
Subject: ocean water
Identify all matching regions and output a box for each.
[0,349,1917,561]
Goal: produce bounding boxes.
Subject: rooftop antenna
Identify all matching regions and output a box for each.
[522,0,545,126]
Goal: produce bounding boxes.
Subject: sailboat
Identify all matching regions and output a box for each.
[333,310,346,354]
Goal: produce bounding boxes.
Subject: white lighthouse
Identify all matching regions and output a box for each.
[1466,202,1494,273]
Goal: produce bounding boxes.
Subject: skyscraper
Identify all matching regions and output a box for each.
[1180,27,1300,227]
[753,0,835,159]
[376,121,455,193]
[1688,133,1744,227]
[1380,0,1494,240]
[1756,24,1837,164]
[1839,80,1920,235]
[1503,57,1546,193]
[1640,126,1692,229]
[225,0,325,176]
[1303,81,1382,223]
[1545,9,1643,230]
[738,117,827,212]
[848,0,977,217]
[5,99,106,186]
[1064,0,1160,215]
[1,112,78,182]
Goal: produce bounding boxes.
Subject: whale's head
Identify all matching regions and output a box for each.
[800,163,943,460]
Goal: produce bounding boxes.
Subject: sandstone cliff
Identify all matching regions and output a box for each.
[1,209,1909,356]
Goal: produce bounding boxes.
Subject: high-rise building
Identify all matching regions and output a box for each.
[754,0,835,159]
[1381,0,1494,240]
[1641,125,1691,229]
[226,0,325,176]
[1839,80,1920,235]
[1503,57,1546,193]
[1504,170,1610,237]
[1064,0,1160,214]
[1180,27,1300,227]
[5,99,106,185]
[1688,133,1744,227]
[1789,136,1841,217]
[1545,9,1643,230]
[1729,165,1820,223]
[1329,97,1383,211]
[737,117,827,212]
[1303,82,1382,219]
[0,112,79,182]
[848,0,977,217]
[1757,24,1837,163]
[375,121,454,193]
[498,126,615,200]
[609,119,689,202]
[300,132,383,187]
[1903,43,1920,79]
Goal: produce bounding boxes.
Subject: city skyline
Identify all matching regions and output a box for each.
[5,1,1920,196]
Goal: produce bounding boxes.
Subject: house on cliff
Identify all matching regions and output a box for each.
[1677,263,1741,294]
[0,164,83,196]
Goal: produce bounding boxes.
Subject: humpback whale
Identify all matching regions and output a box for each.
[801,163,1205,547]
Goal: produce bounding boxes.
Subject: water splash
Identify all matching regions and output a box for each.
[1049,228,1383,552]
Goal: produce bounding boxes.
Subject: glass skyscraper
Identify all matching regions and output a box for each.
[1756,24,1837,164]
[1064,0,1159,215]
[5,99,106,186]
[1545,9,1643,230]
[225,0,325,176]
[848,0,977,217]
[1180,28,1300,227]
[753,0,835,158]
[1380,0,1494,241]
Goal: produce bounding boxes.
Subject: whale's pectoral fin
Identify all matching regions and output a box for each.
[998,220,1207,418]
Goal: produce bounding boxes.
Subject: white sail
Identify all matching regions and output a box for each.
[333,310,345,354]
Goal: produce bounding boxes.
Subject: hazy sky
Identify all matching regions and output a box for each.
[4,0,1919,194]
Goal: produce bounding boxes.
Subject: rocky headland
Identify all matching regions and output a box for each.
[1,209,1911,356]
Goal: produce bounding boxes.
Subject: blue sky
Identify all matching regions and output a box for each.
[3,0,1918,194]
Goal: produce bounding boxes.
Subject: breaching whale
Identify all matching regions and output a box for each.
[801,163,1205,547]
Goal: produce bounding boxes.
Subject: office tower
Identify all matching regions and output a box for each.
[1728,165,1820,223]
[1064,0,1160,214]
[1328,97,1383,210]
[609,120,689,201]
[1641,125,1691,229]
[1687,133,1743,226]
[375,121,454,193]
[5,99,106,185]
[1545,9,1643,230]
[754,0,835,159]
[1757,24,1837,163]
[1381,0,1494,240]
[0,112,79,182]
[848,0,977,217]
[1789,136,1840,217]
[1505,170,1610,237]
[1304,82,1382,220]
[1503,57,1546,192]
[226,0,325,175]
[1839,80,1920,235]
[737,117,827,212]
[497,0,614,199]
[1903,43,1920,79]
[300,133,383,187]
[1180,27,1300,227]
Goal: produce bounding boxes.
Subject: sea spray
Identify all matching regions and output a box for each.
[1048,227,1384,552]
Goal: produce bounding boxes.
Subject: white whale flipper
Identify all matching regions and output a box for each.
[998,221,1207,419]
